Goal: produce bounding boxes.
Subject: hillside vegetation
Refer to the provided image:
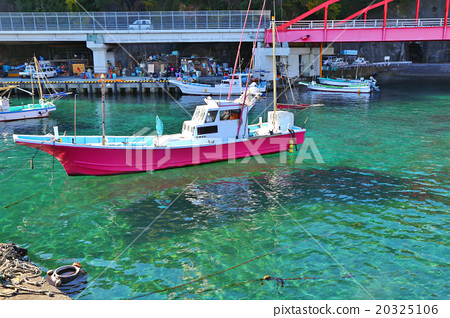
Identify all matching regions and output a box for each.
[0,0,418,20]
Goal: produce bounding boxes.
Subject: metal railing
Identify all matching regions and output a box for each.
[0,11,271,32]
[278,18,449,30]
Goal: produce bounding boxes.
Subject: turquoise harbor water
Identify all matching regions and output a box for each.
[0,78,448,300]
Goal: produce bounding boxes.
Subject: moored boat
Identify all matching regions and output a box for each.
[1,87,56,122]
[299,80,372,93]
[317,77,373,86]
[13,89,306,175]
[1,57,69,122]
[169,73,266,96]
[14,16,308,176]
[318,76,379,92]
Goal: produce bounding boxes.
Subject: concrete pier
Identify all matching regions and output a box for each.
[3,77,179,96]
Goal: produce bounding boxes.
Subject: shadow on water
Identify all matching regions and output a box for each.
[112,166,446,240]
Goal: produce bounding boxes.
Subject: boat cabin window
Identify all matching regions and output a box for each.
[192,107,207,123]
[205,110,218,123]
[220,109,241,121]
[197,125,218,135]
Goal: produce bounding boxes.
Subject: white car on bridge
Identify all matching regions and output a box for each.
[129,20,153,30]
[353,57,369,65]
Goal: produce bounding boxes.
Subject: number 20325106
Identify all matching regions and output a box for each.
[376,304,438,315]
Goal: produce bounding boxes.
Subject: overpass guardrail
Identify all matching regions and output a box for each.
[0,10,271,32]
[277,18,449,29]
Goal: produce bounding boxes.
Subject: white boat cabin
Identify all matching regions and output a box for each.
[182,98,250,140]
[181,97,296,142]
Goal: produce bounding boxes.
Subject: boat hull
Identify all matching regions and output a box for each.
[15,131,305,176]
[1,105,56,122]
[169,80,265,96]
[317,77,366,87]
[307,84,371,94]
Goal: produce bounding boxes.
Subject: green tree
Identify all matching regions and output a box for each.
[304,0,341,20]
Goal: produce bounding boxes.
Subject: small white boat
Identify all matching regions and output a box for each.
[169,73,266,96]
[1,88,69,122]
[299,81,372,94]
[318,77,379,92]
[1,92,56,122]
[1,57,69,122]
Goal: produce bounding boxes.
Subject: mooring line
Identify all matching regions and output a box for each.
[129,233,333,299]
[193,274,348,297]
[1,142,55,209]
[0,145,19,152]
[179,270,403,299]
[251,176,376,300]
[75,177,200,300]
[0,142,44,185]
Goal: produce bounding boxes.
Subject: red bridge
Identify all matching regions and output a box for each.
[265,0,450,43]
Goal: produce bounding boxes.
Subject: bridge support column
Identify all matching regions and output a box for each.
[87,37,117,75]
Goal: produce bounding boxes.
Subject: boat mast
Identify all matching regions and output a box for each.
[272,16,277,113]
[74,94,77,144]
[101,74,106,146]
[33,56,43,101]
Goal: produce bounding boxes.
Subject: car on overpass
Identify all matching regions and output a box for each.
[128,19,153,30]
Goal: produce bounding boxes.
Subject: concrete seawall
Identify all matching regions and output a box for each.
[2,77,180,96]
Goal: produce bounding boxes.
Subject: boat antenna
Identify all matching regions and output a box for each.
[101,74,106,146]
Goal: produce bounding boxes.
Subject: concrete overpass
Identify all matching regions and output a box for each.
[0,10,270,73]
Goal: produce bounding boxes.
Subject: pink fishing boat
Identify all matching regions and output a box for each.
[13,18,308,176]
[13,94,305,176]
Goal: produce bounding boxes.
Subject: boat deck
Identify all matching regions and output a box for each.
[14,124,304,148]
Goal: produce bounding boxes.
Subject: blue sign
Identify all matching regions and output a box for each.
[341,50,358,55]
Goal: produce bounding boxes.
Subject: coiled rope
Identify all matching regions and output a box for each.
[0,243,63,297]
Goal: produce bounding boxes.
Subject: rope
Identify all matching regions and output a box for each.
[1,142,55,210]
[236,0,267,138]
[0,145,19,152]
[227,0,252,100]
[129,234,334,299]
[177,271,402,299]
[0,142,43,185]
[0,243,64,297]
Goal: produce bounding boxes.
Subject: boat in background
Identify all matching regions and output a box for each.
[318,76,376,86]
[14,17,309,176]
[169,73,266,96]
[299,80,373,94]
[1,57,69,122]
